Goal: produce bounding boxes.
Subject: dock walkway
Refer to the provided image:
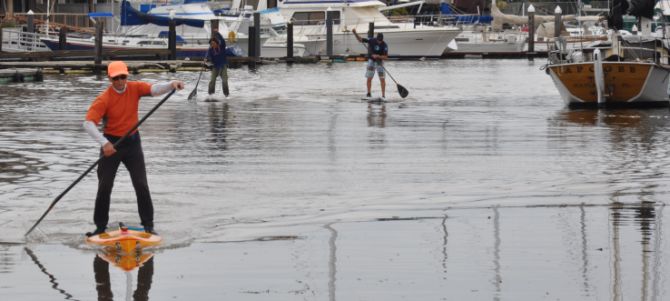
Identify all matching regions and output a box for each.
[0,56,321,75]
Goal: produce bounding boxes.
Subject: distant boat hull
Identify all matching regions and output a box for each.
[307,28,460,58]
[445,30,526,55]
[41,36,308,58]
[547,62,670,107]
[41,36,207,58]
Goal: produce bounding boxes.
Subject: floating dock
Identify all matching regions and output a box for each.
[0,68,43,84]
[0,56,321,76]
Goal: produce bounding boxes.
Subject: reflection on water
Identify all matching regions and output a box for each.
[366,103,386,128]
[23,247,155,301]
[434,203,668,300]
[0,150,48,184]
[94,253,154,301]
[3,60,670,299]
[4,202,670,300]
[24,247,80,301]
[205,103,231,150]
[609,201,663,301]
[326,223,337,301]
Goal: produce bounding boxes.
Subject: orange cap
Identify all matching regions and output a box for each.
[108,61,129,78]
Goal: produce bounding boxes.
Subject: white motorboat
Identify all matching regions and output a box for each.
[267,0,461,57]
[445,25,527,56]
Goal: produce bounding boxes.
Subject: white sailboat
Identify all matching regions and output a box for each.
[545,0,670,107]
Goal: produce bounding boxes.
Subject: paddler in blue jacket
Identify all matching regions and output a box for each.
[205,37,230,97]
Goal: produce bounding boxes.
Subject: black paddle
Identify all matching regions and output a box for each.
[382,66,409,98]
[187,64,205,100]
[24,89,177,237]
[357,35,409,98]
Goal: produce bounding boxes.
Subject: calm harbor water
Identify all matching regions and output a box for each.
[1,59,670,300]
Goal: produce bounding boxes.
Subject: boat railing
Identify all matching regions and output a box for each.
[11,12,94,33]
[1,28,51,52]
[285,14,457,37]
[547,33,664,65]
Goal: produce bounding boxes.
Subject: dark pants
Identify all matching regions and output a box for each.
[94,132,153,230]
[208,65,229,96]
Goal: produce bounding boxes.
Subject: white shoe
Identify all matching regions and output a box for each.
[380,96,386,102]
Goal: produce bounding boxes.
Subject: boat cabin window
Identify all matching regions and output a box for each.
[292,11,340,25]
[374,25,400,29]
[137,40,166,46]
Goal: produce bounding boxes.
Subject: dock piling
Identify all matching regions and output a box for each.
[94,21,103,74]
[326,12,333,58]
[248,26,257,70]
[527,5,535,61]
[168,20,176,60]
[554,6,562,40]
[253,12,261,59]
[26,10,35,33]
[368,22,374,57]
[211,19,219,39]
[287,22,294,63]
[59,27,68,50]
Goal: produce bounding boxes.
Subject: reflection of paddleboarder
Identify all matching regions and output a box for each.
[94,254,154,300]
[83,61,184,237]
[352,28,389,100]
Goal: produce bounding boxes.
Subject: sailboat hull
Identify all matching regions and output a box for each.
[547,62,670,107]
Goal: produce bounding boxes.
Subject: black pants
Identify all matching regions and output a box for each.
[94,132,153,230]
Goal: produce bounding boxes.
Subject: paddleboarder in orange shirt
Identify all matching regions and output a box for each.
[83,61,184,237]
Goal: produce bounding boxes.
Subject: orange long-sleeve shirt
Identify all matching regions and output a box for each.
[85,82,152,137]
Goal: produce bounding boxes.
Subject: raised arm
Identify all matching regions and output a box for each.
[352,28,363,43]
[151,81,184,97]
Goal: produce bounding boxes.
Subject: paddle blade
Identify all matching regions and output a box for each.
[187,88,197,100]
[397,84,409,98]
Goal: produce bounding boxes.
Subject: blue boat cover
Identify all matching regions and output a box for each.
[121,0,205,27]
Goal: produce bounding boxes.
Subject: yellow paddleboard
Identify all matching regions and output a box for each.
[86,224,161,254]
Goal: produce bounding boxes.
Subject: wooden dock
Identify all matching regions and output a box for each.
[0,54,321,75]
[0,68,43,83]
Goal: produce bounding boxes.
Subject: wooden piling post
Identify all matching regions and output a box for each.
[367,22,374,57]
[27,10,35,33]
[211,19,219,39]
[6,0,14,21]
[94,21,103,75]
[248,26,257,69]
[527,5,535,61]
[59,27,68,50]
[168,19,177,60]
[554,6,562,39]
[287,22,294,62]
[35,69,43,82]
[326,9,334,58]
[253,12,261,59]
